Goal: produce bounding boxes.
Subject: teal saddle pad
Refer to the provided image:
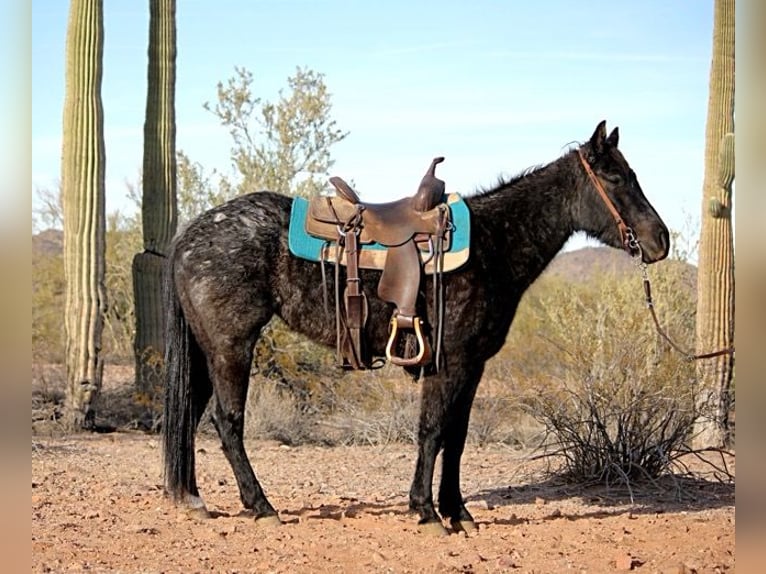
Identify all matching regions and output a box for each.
[288,195,471,268]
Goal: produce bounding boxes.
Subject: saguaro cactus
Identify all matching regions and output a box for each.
[61,0,107,430]
[132,0,178,394]
[694,0,735,448]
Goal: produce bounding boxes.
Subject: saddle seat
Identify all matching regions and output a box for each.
[304,157,452,369]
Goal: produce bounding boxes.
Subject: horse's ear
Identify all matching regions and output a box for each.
[589,120,608,154]
[606,127,619,148]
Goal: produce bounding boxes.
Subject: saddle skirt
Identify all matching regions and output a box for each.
[288,193,471,274]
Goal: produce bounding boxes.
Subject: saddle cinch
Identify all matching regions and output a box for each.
[305,157,453,370]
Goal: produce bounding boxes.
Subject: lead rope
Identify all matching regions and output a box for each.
[628,230,735,361]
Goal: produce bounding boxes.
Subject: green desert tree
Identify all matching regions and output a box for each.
[60,0,107,430]
[204,66,349,198]
[694,0,735,448]
[132,0,178,394]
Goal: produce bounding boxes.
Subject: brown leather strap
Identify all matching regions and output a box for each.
[432,207,450,370]
[577,149,632,251]
[642,276,734,361]
[338,227,369,369]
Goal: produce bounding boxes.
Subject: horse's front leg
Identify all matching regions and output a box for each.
[411,363,485,535]
[408,373,446,533]
[437,364,483,534]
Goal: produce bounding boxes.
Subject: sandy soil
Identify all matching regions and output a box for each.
[32,430,734,574]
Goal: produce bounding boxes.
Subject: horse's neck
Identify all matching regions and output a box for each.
[471,153,581,281]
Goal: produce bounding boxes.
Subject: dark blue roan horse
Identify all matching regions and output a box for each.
[162,121,669,535]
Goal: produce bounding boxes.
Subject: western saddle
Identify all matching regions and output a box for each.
[305,157,452,369]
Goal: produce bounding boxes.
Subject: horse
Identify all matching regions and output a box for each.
[162,120,669,535]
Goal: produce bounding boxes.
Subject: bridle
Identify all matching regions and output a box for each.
[577,147,734,362]
[577,148,637,256]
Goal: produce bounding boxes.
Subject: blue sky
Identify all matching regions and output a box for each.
[32,1,714,249]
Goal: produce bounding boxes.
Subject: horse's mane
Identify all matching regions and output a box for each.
[473,141,583,198]
[474,165,542,196]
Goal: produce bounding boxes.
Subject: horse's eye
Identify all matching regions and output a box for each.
[603,173,625,186]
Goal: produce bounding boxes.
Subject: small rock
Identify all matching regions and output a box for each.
[614,551,634,571]
[497,556,519,569]
[662,564,697,574]
[534,497,546,506]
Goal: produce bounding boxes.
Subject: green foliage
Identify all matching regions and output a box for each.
[176,151,231,224]
[104,210,142,361]
[32,192,142,365]
[32,244,66,363]
[172,66,349,226]
[253,317,336,398]
[204,66,349,198]
[32,186,64,233]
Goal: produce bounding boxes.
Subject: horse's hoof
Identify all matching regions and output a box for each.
[254,514,282,528]
[417,520,449,537]
[451,519,478,535]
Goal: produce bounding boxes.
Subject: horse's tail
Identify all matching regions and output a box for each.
[161,254,200,500]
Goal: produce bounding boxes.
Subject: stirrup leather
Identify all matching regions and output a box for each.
[385,314,432,367]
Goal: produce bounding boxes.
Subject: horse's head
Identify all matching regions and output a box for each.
[578,120,669,263]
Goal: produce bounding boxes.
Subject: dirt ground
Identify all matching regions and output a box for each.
[32,429,734,574]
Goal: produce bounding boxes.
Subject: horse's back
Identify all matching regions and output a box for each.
[168,191,293,346]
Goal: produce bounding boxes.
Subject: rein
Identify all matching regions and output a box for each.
[577,149,735,362]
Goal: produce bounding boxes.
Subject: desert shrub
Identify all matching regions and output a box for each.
[244,376,320,445]
[321,365,420,446]
[32,247,66,364]
[508,257,700,484]
[243,355,420,447]
[102,211,143,363]
[245,317,424,447]
[32,212,142,365]
[467,374,543,448]
[253,318,335,390]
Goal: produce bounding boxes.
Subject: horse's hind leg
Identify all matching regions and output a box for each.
[209,346,279,523]
[180,348,214,517]
[163,298,214,518]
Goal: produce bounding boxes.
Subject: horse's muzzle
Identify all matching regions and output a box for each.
[639,225,670,263]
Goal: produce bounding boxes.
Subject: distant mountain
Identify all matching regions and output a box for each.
[32,229,64,258]
[543,246,697,289]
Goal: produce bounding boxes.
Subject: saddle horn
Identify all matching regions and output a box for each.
[413,156,446,212]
